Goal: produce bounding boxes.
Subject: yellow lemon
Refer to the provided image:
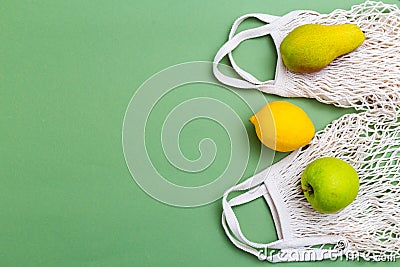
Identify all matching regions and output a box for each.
[249,101,315,152]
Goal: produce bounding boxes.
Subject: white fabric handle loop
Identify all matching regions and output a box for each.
[227,14,280,85]
[221,158,349,262]
[213,14,280,89]
[222,168,270,247]
[213,10,322,97]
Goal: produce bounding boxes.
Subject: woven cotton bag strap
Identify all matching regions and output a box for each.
[212,13,280,90]
[213,10,317,97]
[222,154,349,262]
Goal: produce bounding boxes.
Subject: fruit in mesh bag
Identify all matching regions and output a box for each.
[280,24,365,73]
[249,101,315,152]
[301,157,360,213]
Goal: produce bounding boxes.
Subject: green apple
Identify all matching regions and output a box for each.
[301,157,359,213]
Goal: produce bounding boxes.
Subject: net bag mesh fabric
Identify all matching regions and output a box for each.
[270,111,399,260]
[269,1,400,116]
[215,1,400,262]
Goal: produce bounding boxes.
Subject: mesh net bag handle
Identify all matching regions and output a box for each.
[212,10,317,95]
[222,154,350,262]
[217,1,400,262]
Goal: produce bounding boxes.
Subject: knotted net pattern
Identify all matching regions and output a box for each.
[264,1,400,260]
[267,1,400,118]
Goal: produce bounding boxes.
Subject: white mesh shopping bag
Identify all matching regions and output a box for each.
[213,1,400,262]
[213,1,400,115]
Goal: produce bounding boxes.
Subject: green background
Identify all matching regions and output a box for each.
[1,0,398,266]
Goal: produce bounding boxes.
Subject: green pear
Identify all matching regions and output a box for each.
[280,24,365,73]
[301,157,359,214]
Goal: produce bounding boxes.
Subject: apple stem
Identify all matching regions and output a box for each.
[300,187,313,194]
